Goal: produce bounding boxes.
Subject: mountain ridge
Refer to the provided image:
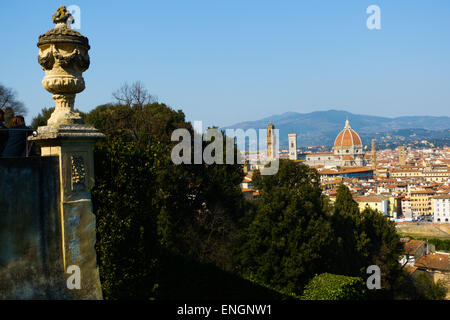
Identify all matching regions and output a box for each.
[221,110,450,147]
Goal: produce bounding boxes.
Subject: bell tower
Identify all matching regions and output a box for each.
[371,139,376,169]
[288,133,298,160]
[267,122,275,161]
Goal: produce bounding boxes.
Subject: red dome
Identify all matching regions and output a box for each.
[334,119,362,147]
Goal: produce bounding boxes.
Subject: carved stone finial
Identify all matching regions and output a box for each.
[52,6,71,25]
[37,6,90,127]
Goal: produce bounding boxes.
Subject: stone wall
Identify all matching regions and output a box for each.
[0,157,73,299]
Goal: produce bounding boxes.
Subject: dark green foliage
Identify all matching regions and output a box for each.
[393,270,447,300]
[92,135,165,299]
[86,90,248,298]
[412,272,447,300]
[84,103,189,146]
[31,107,86,129]
[301,273,367,300]
[156,249,286,300]
[331,184,404,292]
[31,107,55,128]
[233,160,334,296]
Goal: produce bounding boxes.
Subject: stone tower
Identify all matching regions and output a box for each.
[397,146,406,167]
[288,133,298,160]
[371,139,376,169]
[267,122,275,161]
[30,6,103,299]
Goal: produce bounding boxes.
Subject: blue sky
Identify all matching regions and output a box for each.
[1,0,450,128]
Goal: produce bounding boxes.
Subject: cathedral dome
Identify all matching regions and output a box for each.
[334,119,362,147]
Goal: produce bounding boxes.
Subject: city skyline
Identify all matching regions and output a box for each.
[1,1,450,128]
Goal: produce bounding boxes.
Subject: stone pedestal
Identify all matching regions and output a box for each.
[30,124,104,299]
[31,6,105,299]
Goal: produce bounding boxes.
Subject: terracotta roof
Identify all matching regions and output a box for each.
[434,194,450,199]
[333,120,362,147]
[403,265,418,275]
[353,195,386,203]
[411,190,435,195]
[404,240,426,255]
[415,253,450,271]
[309,152,334,155]
[338,167,374,174]
[342,155,354,161]
[319,169,339,175]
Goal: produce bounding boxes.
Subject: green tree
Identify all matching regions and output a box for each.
[331,184,403,294]
[31,107,55,128]
[233,160,335,296]
[413,273,447,300]
[92,135,165,299]
[88,83,247,298]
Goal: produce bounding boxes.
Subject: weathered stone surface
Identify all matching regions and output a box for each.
[0,157,69,299]
[14,6,106,299]
[62,200,102,299]
[30,124,105,141]
[31,126,104,299]
[37,6,90,127]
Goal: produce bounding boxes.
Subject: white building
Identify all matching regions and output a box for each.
[433,194,450,223]
[288,133,298,160]
[401,197,413,219]
[305,119,366,167]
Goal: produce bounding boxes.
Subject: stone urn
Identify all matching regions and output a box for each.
[31,7,104,300]
[37,6,90,126]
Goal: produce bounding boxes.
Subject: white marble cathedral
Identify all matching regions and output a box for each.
[304,118,366,167]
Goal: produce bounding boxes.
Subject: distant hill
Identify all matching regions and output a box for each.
[221,110,450,147]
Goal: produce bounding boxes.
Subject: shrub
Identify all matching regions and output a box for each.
[301,273,367,300]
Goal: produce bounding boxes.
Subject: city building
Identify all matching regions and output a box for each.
[397,146,407,166]
[305,118,366,167]
[371,139,376,169]
[410,189,435,216]
[353,195,388,215]
[288,133,298,160]
[414,253,450,299]
[267,122,275,161]
[433,194,450,223]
